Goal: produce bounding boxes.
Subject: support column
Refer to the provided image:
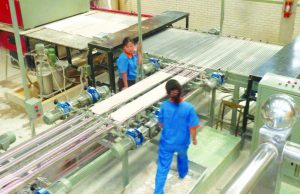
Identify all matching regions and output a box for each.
[107,51,116,93]
[231,86,240,133]
[208,88,217,127]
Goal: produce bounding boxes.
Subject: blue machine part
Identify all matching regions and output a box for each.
[149,58,160,70]
[56,101,72,114]
[154,109,160,118]
[126,128,144,146]
[211,72,225,85]
[35,188,50,194]
[87,87,101,103]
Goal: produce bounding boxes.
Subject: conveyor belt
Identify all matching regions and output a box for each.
[90,66,183,115]
[143,28,282,77]
[111,69,199,123]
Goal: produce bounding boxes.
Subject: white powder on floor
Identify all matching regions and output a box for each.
[0,85,52,149]
[124,162,197,194]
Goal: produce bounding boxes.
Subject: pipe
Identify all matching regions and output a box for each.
[8,0,30,100]
[208,88,216,127]
[220,0,225,34]
[91,7,153,18]
[283,141,300,164]
[0,114,85,166]
[48,150,114,194]
[0,117,94,176]
[8,0,37,137]
[230,86,239,133]
[0,122,111,193]
[137,0,144,80]
[222,143,278,194]
[48,136,135,193]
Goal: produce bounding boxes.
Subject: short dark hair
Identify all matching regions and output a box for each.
[122,37,134,47]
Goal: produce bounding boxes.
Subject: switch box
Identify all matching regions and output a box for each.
[25,98,43,119]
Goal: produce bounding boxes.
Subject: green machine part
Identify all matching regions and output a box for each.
[252,73,300,186]
[18,0,89,30]
[0,132,16,151]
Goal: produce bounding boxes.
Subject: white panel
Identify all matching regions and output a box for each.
[45,11,144,39]
[111,71,198,123]
[90,67,183,115]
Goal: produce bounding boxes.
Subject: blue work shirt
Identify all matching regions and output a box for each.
[117,52,138,81]
[158,100,200,148]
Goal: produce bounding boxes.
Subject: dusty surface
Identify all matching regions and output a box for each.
[0,48,52,149]
[124,162,197,194]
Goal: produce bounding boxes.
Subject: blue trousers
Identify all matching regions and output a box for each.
[154,144,189,194]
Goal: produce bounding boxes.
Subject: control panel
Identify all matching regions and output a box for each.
[261,73,300,94]
[25,98,43,119]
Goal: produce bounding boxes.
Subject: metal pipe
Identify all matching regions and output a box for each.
[0,123,112,193]
[208,88,216,127]
[0,114,84,166]
[49,150,114,194]
[222,143,278,194]
[8,0,37,137]
[231,86,239,133]
[8,0,30,100]
[0,119,99,180]
[220,0,225,34]
[49,136,135,194]
[137,0,144,79]
[0,117,94,176]
[283,141,300,164]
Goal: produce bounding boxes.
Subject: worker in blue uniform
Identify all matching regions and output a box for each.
[154,79,200,194]
[117,37,142,91]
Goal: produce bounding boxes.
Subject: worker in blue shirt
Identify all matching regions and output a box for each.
[154,79,200,194]
[117,37,142,91]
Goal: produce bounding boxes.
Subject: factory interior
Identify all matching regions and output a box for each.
[1,0,300,193]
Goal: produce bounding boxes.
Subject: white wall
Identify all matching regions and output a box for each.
[120,0,300,44]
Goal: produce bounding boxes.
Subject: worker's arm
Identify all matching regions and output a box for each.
[190,125,200,145]
[188,106,201,145]
[137,42,142,65]
[121,72,128,90]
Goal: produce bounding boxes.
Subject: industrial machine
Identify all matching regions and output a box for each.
[43,85,111,124]
[251,73,300,188]
[223,90,300,194]
[2,2,300,192]
[0,62,212,194]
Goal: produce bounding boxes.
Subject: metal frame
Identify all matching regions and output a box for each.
[241,75,261,138]
[87,11,189,92]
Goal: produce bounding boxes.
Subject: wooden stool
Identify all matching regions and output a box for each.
[216,100,245,136]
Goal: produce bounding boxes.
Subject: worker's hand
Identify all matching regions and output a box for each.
[122,86,128,91]
[192,138,197,145]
